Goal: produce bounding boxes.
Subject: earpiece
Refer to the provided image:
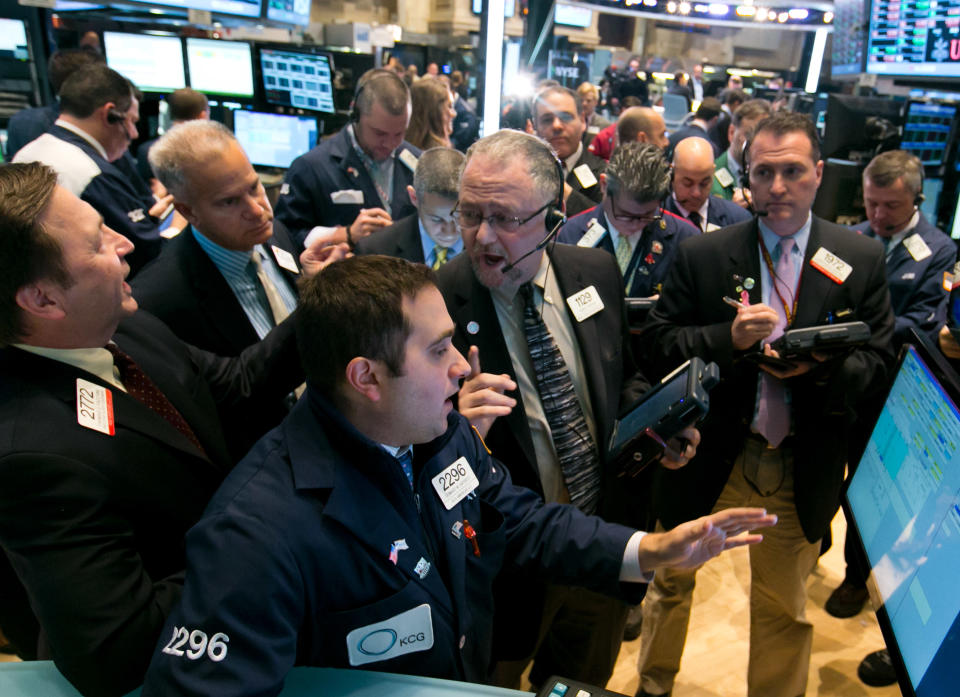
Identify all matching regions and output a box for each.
[542,156,567,233]
[350,69,403,123]
[106,110,126,125]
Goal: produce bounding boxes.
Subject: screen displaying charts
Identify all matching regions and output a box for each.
[847,346,960,695]
[832,0,867,75]
[899,102,957,167]
[233,110,317,169]
[265,0,311,25]
[186,38,254,97]
[104,32,186,93]
[260,48,335,113]
[867,0,960,77]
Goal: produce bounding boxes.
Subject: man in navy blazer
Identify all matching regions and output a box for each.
[354,147,465,268]
[274,69,420,250]
[664,136,751,233]
[558,141,700,299]
[0,162,306,697]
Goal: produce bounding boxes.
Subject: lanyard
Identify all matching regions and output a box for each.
[757,231,801,325]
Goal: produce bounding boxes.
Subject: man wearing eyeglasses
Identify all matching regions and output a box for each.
[436,129,700,690]
[558,142,700,299]
[533,85,607,217]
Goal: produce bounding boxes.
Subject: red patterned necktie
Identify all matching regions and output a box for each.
[105,344,206,456]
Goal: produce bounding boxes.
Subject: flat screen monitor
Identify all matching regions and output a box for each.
[846,341,960,697]
[186,38,254,98]
[919,177,943,223]
[104,32,186,94]
[555,4,592,27]
[233,110,317,169]
[259,47,335,114]
[0,18,28,61]
[265,0,310,25]
[867,0,960,78]
[832,0,868,76]
[128,0,261,18]
[900,102,957,167]
[821,94,904,160]
[950,191,960,240]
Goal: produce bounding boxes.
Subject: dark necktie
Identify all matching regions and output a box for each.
[105,344,206,456]
[397,449,414,489]
[519,283,601,514]
[688,211,703,231]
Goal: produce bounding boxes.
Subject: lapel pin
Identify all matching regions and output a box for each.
[347,166,359,178]
[467,321,479,335]
[651,240,664,254]
[388,538,408,565]
[451,521,463,539]
[414,557,431,579]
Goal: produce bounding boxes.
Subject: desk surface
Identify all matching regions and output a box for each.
[0,661,528,697]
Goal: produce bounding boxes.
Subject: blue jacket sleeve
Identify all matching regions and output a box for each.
[892,237,955,344]
[82,172,162,275]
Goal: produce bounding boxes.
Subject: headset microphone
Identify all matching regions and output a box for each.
[501,217,564,274]
[884,206,919,232]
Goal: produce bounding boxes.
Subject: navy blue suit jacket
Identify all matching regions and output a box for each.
[852,215,956,344]
[6,103,59,159]
[557,206,700,297]
[353,213,425,263]
[664,193,751,231]
[274,127,420,248]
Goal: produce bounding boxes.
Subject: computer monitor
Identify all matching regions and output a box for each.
[259,47,335,114]
[812,158,864,222]
[186,38,254,98]
[821,94,904,161]
[919,178,943,223]
[233,110,317,169]
[846,339,960,697]
[831,0,868,77]
[125,0,261,18]
[104,32,186,94]
[0,18,28,61]
[900,102,958,168]
[950,191,960,240]
[867,0,960,79]
[265,0,310,25]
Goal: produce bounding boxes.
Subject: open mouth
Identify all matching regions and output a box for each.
[481,251,506,268]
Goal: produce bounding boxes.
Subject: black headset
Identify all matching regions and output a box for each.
[543,156,567,233]
[350,69,405,123]
[106,109,126,125]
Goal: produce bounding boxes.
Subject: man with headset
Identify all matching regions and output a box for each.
[436,130,699,690]
[557,142,700,299]
[140,253,775,697]
[13,63,185,276]
[274,69,421,250]
[664,136,751,233]
[635,112,895,697]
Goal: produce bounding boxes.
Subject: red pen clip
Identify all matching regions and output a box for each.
[462,519,480,557]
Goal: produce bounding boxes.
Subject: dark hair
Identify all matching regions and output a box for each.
[167,88,208,122]
[749,111,821,163]
[606,141,672,204]
[732,98,772,128]
[406,77,452,151]
[0,163,73,346]
[695,97,722,121]
[58,64,134,119]
[355,68,411,117]
[534,85,583,118]
[296,256,436,396]
[47,48,104,95]
[723,88,746,107]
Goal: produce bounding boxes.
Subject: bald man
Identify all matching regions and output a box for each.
[588,106,667,162]
[664,136,750,233]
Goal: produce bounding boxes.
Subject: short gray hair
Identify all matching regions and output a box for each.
[148,120,237,200]
[463,129,562,205]
[414,147,465,201]
[863,149,924,197]
[605,142,672,204]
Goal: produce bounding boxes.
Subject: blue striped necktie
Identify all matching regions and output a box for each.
[519,283,601,514]
[397,449,414,489]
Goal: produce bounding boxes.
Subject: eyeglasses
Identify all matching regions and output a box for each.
[452,200,551,233]
[609,197,662,226]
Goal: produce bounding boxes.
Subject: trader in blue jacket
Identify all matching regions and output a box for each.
[851,150,956,347]
[274,69,420,250]
[142,255,776,697]
[558,141,700,298]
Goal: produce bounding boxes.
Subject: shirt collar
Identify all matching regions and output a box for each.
[380,443,411,459]
[13,343,125,392]
[191,227,257,283]
[562,142,584,174]
[886,210,921,245]
[671,192,709,222]
[417,218,464,260]
[725,150,742,180]
[55,118,108,159]
[758,212,812,258]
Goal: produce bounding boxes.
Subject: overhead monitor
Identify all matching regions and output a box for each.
[186,38,254,98]
[233,110,317,169]
[265,0,310,25]
[259,47,335,114]
[471,0,515,17]
[846,341,960,697]
[867,0,960,78]
[900,102,958,167]
[554,4,592,27]
[104,32,186,93]
[831,0,868,76]
[126,0,261,18]
[0,18,29,60]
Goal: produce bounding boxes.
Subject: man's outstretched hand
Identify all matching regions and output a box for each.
[637,508,777,572]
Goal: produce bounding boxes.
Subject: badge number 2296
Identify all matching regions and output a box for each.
[432,457,480,510]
